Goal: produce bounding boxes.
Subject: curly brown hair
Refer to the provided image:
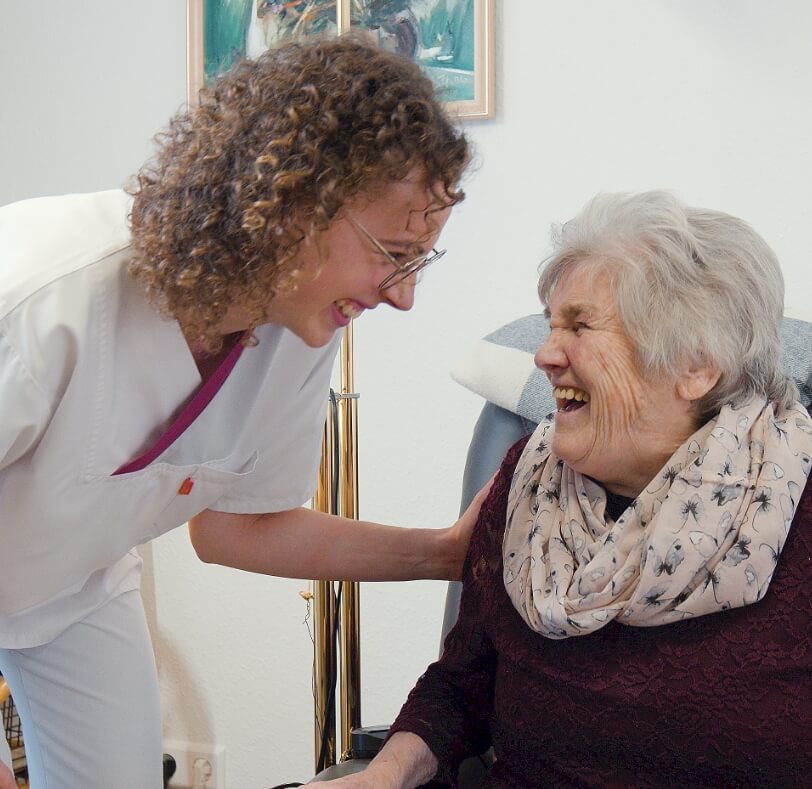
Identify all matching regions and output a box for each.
[128,34,470,351]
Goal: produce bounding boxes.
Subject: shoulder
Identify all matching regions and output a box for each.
[0,190,132,320]
[764,474,812,619]
[481,434,533,534]
[0,191,138,404]
[785,475,812,566]
[466,434,532,581]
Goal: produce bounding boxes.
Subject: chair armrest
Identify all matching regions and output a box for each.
[309,758,371,782]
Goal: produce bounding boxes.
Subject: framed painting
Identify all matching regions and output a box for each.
[187,0,494,119]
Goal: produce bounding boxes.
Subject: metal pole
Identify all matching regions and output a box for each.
[338,324,361,760]
[311,322,362,771]
[312,415,338,769]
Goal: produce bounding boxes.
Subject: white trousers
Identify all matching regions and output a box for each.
[0,590,162,789]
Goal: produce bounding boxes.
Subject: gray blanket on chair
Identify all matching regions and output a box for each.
[451,315,812,423]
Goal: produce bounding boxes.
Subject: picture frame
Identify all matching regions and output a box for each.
[186,0,495,120]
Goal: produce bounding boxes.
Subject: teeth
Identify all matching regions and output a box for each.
[335,299,364,319]
[554,386,590,403]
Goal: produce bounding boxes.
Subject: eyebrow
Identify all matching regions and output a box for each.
[544,302,594,321]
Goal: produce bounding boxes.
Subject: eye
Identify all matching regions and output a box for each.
[573,321,588,334]
[371,249,401,268]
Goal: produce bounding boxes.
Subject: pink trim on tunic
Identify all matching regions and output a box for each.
[113,334,247,475]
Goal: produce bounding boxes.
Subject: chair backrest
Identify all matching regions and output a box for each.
[441,314,812,654]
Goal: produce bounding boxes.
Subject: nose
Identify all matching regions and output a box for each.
[381,279,416,311]
[534,330,568,374]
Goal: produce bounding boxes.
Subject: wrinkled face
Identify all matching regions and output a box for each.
[534,263,699,497]
[226,168,451,348]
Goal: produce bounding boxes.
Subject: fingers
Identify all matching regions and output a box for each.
[466,470,499,514]
[0,762,15,789]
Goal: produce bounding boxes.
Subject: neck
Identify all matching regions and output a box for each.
[602,478,647,499]
[183,329,244,379]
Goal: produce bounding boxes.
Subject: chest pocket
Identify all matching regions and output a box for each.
[103,451,259,546]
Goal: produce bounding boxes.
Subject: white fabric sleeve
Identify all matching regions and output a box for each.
[0,326,51,472]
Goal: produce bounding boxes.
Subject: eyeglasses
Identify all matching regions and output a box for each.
[349,217,447,291]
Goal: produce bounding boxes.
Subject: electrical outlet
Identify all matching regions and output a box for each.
[164,740,225,789]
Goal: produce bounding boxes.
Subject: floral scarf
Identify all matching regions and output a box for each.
[503,397,812,638]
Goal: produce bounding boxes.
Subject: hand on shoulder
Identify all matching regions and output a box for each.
[446,472,498,580]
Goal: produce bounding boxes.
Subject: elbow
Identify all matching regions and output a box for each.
[188,514,220,564]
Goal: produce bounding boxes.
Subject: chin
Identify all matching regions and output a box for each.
[552,435,579,463]
[553,440,596,477]
[295,325,339,348]
[299,333,334,348]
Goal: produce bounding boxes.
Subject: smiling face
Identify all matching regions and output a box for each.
[218,170,451,348]
[535,262,708,497]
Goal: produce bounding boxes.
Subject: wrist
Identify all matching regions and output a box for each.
[439,523,466,581]
[356,764,401,789]
[422,526,459,581]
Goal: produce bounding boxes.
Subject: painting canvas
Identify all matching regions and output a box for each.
[187,0,494,119]
[347,0,493,118]
[187,0,340,98]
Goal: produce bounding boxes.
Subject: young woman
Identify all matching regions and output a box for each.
[0,37,485,788]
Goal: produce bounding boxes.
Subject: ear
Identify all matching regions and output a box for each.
[676,365,721,403]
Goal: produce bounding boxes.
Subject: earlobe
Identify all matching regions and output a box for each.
[676,366,721,402]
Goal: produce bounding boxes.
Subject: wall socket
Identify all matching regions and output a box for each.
[164,740,226,789]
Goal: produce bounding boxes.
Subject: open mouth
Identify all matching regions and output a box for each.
[553,386,590,413]
[335,299,365,320]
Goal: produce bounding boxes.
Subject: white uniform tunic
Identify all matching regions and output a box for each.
[0,190,340,648]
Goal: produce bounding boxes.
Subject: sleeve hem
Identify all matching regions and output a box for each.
[386,720,459,785]
[208,479,319,514]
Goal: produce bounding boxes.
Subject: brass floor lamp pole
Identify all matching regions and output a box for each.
[312,322,361,770]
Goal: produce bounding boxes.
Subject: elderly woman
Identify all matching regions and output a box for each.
[325,191,812,787]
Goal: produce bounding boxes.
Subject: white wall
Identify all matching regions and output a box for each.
[3,2,811,787]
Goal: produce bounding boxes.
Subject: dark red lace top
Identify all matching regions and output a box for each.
[390,438,812,788]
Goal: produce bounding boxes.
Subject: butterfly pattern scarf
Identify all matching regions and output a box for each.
[503,397,812,638]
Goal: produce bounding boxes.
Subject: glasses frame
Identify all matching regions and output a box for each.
[349,218,447,291]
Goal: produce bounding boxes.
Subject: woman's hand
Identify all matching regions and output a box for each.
[445,473,498,580]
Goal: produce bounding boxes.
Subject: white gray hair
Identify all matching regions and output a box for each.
[538,191,796,419]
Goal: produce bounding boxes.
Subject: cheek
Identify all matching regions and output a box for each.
[581,341,646,448]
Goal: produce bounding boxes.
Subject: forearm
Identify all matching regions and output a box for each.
[188,507,459,581]
[360,732,438,789]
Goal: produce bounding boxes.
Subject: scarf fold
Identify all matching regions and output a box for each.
[503,398,812,638]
